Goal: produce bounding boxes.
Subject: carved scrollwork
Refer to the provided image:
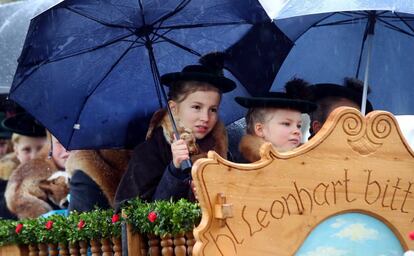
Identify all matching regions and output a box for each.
[346,112,392,155]
[342,112,364,137]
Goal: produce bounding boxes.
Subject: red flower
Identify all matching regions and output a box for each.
[147,211,157,223]
[112,214,120,223]
[409,231,414,240]
[15,223,23,234]
[45,220,54,230]
[77,220,86,230]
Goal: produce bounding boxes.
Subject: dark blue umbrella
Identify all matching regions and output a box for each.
[9,0,290,149]
[266,0,414,115]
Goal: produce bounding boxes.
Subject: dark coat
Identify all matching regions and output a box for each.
[115,109,228,207]
[66,150,131,212]
[68,171,110,212]
[0,179,16,219]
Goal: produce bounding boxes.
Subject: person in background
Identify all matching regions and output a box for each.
[5,132,70,219]
[0,112,46,219]
[0,113,12,158]
[115,52,235,205]
[308,78,373,138]
[235,78,316,163]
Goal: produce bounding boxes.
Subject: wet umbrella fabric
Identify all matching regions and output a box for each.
[0,0,62,93]
[10,0,288,149]
[265,0,414,115]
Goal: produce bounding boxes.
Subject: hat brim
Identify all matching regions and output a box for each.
[311,84,374,113]
[2,114,46,137]
[235,97,317,113]
[161,72,236,93]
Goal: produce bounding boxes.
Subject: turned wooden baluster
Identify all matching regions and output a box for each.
[101,238,113,256]
[59,242,70,256]
[90,239,102,256]
[111,236,122,256]
[185,231,195,256]
[38,243,48,256]
[160,234,173,256]
[69,242,80,256]
[174,233,186,256]
[147,234,161,256]
[78,240,88,256]
[48,243,59,256]
[28,244,39,256]
[140,233,148,256]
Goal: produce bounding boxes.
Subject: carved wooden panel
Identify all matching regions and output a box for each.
[192,107,414,255]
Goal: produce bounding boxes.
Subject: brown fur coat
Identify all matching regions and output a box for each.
[0,152,19,180]
[5,158,69,219]
[238,134,267,163]
[66,150,131,207]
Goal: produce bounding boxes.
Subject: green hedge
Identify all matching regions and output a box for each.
[0,198,200,246]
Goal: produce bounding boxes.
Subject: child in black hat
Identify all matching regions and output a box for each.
[235,78,316,163]
[115,52,236,204]
[308,77,373,137]
[0,113,46,180]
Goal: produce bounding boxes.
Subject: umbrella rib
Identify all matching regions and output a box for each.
[392,12,414,35]
[152,32,201,56]
[67,38,140,147]
[314,17,367,27]
[10,32,137,93]
[377,17,414,37]
[48,32,136,63]
[158,21,249,30]
[65,6,136,29]
[150,0,191,26]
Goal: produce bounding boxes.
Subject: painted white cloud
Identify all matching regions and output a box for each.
[299,246,347,256]
[333,223,379,242]
[330,218,347,229]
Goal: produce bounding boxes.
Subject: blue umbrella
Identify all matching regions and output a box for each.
[9,0,289,149]
[266,0,414,115]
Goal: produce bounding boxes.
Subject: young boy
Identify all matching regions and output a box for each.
[235,79,316,162]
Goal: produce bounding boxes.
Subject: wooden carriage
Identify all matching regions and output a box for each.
[2,107,413,255]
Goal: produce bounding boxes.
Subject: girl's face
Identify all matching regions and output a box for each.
[255,109,302,152]
[14,136,46,164]
[170,87,221,140]
[51,136,70,169]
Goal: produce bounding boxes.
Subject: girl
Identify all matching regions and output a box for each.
[115,53,236,204]
[236,79,317,163]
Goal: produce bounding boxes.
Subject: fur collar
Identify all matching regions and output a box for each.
[146,109,228,162]
[239,134,267,163]
[0,152,19,180]
[66,150,131,206]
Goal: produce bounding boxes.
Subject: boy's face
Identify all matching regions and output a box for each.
[14,136,46,164]
[255,109,302,152]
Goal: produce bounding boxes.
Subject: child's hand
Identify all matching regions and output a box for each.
[171,134,190,169]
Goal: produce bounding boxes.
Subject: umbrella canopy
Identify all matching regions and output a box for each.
[265,0,414,115]
[10,0,289,150]
[0,0,62,93]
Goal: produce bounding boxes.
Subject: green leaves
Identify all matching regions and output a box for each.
[124,198,201,236]
[0,199,200,246]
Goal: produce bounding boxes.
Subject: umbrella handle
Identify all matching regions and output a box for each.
[180,159,192,172]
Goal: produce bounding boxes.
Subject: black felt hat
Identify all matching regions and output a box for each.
[161,52,236,93]
[309,78,373,113]
[2,113,46,137]
[0,113,11,140]
[235,78,317,113]
[235,92,316,113]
